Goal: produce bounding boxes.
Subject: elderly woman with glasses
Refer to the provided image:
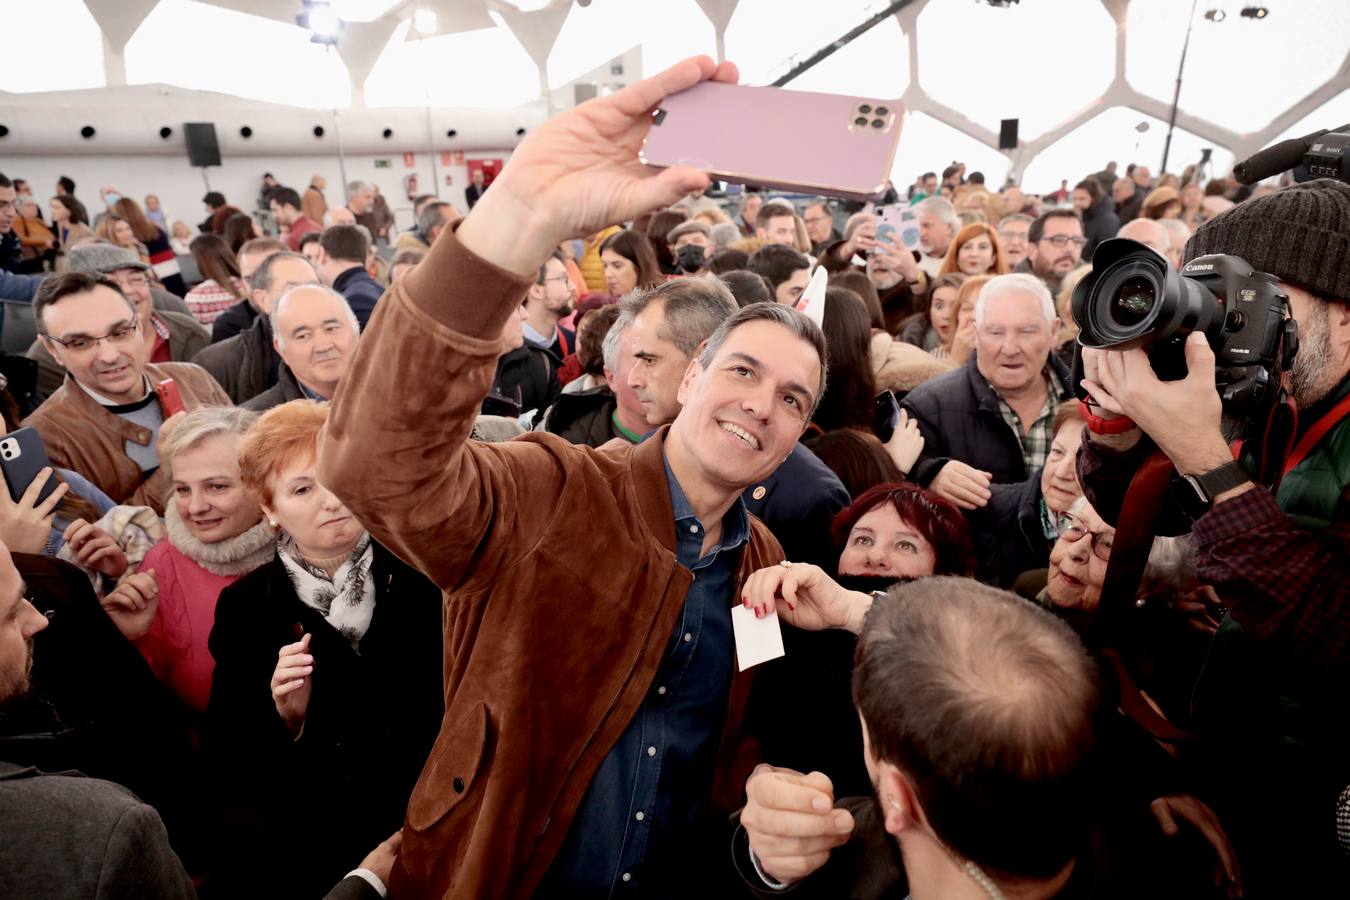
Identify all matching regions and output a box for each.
[203,399,443,897]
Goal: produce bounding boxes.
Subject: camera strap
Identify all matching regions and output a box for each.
[1282,393,1350,477]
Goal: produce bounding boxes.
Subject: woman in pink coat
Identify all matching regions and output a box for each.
[103,407,275,715]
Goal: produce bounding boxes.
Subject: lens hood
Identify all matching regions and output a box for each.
[1071,238,1221,350]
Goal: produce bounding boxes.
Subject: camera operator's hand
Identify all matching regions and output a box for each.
[874,236,921,286]
[455,57,738,278]
[1081,334,1244,484]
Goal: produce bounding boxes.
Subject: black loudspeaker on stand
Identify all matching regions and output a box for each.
[999,118,1019,150]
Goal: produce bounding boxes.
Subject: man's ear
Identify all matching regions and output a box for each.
[878,766,922,838]
[40,335,67,369]
[603,366,616,391]
[676,355,702,408]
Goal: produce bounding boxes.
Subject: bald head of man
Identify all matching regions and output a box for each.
[1117,218,1173,267]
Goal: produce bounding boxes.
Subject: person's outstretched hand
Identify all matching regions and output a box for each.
[457,56,739,277]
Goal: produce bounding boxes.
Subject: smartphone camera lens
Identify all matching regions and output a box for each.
[854,116,869,127]
[871,118,885,129]
[858,103,872,114]
[875,106,889,116]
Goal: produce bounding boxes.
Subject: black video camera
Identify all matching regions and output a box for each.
[1071,238,1298,416]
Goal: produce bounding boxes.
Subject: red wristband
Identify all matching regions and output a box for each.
[1079,399,1135,435]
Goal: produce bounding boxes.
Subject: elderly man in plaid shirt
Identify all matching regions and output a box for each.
[1077,178,1350,897]
[900,272,1073,511]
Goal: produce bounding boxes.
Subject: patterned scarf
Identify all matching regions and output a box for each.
[277,531,376,648]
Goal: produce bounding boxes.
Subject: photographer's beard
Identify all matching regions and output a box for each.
[1289,300,1337,409]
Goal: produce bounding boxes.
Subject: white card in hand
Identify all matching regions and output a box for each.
[731,605,786,672]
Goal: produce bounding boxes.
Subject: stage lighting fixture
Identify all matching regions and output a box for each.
[159,126,173,139]
[313,125,326,138]
[80,125,96,139]
[298,1,342,45]
[1204,9,1226,21]
[382,127,393,138]
[240,125,254,138]
[0,125,9,138]
[1240,6,1269,18]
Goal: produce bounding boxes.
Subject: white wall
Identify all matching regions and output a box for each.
[2,150,513,236]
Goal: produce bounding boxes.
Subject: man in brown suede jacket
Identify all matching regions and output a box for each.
[319,57,832,899]
[24,272,229,515]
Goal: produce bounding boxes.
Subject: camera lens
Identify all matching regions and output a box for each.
[858,104,872,114]
[875,106,889,116]
[1110,276,1156,328]
[854,116,869,126]
[871,118,885,129]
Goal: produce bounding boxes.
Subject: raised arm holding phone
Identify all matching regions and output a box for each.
[318,57,855,898]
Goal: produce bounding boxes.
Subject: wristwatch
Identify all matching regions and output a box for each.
[1179,460,1250,515]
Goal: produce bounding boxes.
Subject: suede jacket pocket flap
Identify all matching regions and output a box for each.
[407,700,489,832]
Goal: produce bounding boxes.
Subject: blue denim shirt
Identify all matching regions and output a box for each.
[536,457,750,897]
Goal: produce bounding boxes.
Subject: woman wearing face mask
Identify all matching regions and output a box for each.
[102,408,274,715]
[741,482,974,797]
[204,400,443,898]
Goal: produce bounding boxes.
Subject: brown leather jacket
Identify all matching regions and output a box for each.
[23,361,230,514]
[319,227,783,899]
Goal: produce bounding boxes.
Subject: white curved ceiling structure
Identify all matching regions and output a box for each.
[3,0,1348,191]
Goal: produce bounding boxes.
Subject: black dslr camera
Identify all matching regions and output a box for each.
[1071,238,1298,416]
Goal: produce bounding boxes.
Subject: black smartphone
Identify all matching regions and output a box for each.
[0,427,62,509]
[873,390,901,444]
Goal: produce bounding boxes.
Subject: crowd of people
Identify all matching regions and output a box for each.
[0,54,1346,899]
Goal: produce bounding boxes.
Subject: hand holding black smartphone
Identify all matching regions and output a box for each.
[873,390,902,444]
[0,427,63,511]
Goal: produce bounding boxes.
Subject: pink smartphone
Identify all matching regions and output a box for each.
[639,82,903,202]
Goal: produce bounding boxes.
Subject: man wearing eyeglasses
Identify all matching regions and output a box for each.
[1023,209,1086,294]
[802,201,839,255]
[522,250,577,362]
[24,244,210,398]
[23,272,229,515]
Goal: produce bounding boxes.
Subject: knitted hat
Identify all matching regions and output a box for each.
[67,242,151,275]
[1183,178,1350,303]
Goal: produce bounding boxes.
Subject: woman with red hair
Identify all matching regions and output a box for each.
[937,221,1008,278]
[740,482,974,796]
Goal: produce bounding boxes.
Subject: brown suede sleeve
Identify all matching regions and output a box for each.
[318,224,544,589]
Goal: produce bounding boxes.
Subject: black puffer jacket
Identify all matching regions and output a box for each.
[539,386,629,448]
[901,352,1072,488]
[192,313,281,404]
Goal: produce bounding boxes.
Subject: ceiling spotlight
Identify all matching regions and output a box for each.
[412,7,437,34]
[1203,8,1226,21]
[1240,6,1268,18]
[298,0,342,45]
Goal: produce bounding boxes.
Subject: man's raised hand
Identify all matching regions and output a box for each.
[456,56,739,277]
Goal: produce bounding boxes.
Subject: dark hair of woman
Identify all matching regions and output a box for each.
[112,197,162,244]
[831,482,975,576]
[803,429,902,500]
[53,194,89,226]
[812,287,876,433]
[829,270,885,331]
[189,233,247,300]
[223,213,256,257]
[600,229,662,291]
[646,208,690,274]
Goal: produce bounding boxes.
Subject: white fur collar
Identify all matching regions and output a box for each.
[164,502,276,577]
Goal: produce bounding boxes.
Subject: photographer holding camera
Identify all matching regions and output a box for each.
[1075,178,1350,894]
